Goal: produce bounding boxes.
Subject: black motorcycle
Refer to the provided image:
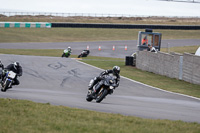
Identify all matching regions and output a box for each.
[86,75,117,103]
[78,50,90,58]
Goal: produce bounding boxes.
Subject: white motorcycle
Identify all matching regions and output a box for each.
[1,70,17,92]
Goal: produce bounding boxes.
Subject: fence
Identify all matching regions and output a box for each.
[136,51,200,85]
[0,11,200,18]
[0,12,150,18]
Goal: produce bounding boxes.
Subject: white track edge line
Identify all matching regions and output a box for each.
[76,59,200,101]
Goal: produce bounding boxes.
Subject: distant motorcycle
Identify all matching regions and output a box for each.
[61,49,71,58]
[86,75,117,103]
[78,50,90,58]
[1,70,17,92]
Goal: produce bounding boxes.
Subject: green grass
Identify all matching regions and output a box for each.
[1,28,200,43]
[161,45,200,54]
[0,49,78,58]
[0,98,199,133]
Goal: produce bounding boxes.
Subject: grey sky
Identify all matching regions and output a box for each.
[0,0,200,17]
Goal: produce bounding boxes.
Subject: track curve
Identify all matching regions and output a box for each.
[0,54,199,123]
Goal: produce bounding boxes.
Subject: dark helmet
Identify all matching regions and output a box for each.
[13,62,20,69]
[113,66,120,75]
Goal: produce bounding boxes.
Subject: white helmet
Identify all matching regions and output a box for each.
[13,62,20,70]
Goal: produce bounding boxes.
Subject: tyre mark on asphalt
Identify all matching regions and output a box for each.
[48,62,67,70]
[60,68,81,87]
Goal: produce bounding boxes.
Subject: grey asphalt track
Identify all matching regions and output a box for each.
[0,54,200,123]
[1,39,200,58]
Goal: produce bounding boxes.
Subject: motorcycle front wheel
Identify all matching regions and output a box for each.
[96,88,108,103]
[78,55,81,58]
[61,53,65,57]
[1,80,11,92]
[86,94,93,102]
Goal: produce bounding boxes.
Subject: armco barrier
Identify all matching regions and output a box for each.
[0,22,51,28]
[51,23,200,30]
[136,51,200,85]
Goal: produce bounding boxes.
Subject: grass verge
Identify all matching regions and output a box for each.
[1,28,200,43]
[0,98,199,133]
[161,45,200,54]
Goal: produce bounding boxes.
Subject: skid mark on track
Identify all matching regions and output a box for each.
[60,68,81,87]
[48,62,67,70]
[24,67,46,80]
[67,68,81,77]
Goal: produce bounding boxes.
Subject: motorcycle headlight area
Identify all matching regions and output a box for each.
[109,86,114,89]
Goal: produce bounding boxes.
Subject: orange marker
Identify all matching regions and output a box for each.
[125,45,127,51]
[113,45,115,51]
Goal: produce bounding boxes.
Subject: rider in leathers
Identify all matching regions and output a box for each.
[0,61,22,86]
[88,66,120,95]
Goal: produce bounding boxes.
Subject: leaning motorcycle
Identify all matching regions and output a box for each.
[61,49,71,58]
[1,70,17,92]
[86,75,117,103]
[78,50,90,58]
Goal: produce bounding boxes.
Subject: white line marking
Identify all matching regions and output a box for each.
[76,59,200,101]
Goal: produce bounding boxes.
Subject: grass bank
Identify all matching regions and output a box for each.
[161,45,200,54]
[0,98,199,133]
[1,28,200,43]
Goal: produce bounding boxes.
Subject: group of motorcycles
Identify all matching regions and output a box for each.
[61,49,90,58]
[1,49,118,103]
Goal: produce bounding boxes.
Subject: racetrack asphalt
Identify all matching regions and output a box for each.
[0,39,200,58]
[0,54,200,123]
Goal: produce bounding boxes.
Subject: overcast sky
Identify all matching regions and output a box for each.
[0,0,200,17]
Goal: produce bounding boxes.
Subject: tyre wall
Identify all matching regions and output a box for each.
[0,22,51,28]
